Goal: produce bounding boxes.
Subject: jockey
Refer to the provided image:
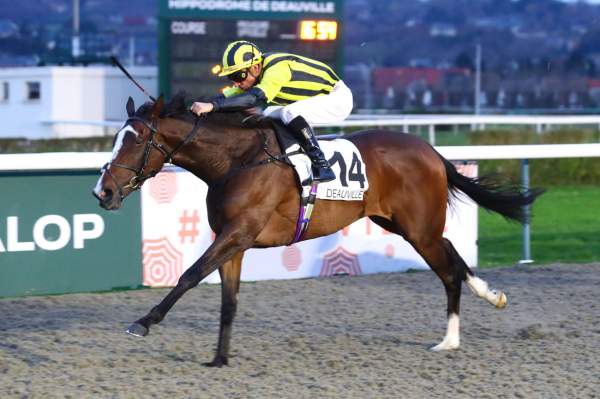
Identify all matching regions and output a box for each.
[190,40,353,183]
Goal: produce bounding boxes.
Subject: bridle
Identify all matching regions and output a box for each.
[101,115,202,200]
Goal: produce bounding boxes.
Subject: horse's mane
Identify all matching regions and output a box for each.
[160,90,263,128]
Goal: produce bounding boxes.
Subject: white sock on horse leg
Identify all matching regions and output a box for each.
[431,313,460,351]
[466,274,507,308]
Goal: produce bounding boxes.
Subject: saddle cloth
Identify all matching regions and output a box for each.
[270,120,369,201]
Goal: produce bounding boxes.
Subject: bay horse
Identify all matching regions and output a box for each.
[93,92,543,367]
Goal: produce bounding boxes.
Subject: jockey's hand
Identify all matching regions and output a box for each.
[244,107,262,116]
[190,102,214,116]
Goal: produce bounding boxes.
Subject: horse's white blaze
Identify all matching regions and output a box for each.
[111,125,139,161]
[93,175,104,198]
[431,313,460,351]
[466,274,506,308]
[93,125,139,197]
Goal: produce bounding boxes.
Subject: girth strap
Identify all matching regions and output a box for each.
[289,181,319,245]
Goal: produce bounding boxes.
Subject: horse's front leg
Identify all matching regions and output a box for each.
[205,251,244,368]
[126,226,254,340]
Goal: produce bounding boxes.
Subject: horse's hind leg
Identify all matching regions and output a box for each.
[422,238,508,350]
[450,241,507,309]
[417,238,466,350]
[370,216,462,350]
[371,211,507,350]
[440,238,507,308]
[206,251,244,368]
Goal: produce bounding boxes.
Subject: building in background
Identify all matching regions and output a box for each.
[0,66,156,138]
[344,65,600,113]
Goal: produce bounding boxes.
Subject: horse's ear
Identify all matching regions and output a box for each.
[151,94,165,119]
[126,96,135,117]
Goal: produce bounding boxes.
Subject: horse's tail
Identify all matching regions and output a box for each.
[439,154,545,224]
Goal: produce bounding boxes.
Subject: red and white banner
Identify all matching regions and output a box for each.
[141,164,478,287]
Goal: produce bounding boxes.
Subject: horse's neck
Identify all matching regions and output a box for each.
[166,121,270,184]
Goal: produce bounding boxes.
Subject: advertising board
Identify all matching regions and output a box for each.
[141,164,477,286]
[0,171,142,297]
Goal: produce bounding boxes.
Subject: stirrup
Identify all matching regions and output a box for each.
[312,166,335,183]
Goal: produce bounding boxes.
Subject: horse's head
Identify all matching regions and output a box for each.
[93,95,167,210]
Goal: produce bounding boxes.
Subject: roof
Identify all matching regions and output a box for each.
[372,67,470,92]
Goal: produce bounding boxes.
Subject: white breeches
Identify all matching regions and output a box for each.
[262,80,354,125]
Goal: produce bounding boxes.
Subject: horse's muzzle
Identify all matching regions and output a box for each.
[93,188,122,210]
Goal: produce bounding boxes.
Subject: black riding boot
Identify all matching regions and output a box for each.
[287,116,335,183]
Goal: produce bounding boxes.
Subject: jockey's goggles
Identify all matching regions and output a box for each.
[227,69,249,83]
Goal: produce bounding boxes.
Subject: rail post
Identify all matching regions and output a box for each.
[519,158,533,264]
[428,124,436,145]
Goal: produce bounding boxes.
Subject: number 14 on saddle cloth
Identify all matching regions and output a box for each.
[286,138,369,201]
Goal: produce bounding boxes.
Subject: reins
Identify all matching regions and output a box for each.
[245,130,297,169]
[210,129,297,187]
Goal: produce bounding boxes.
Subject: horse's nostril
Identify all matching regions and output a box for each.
[104,189,113,201]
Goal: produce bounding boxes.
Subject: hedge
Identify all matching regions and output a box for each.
[469,128,600,185]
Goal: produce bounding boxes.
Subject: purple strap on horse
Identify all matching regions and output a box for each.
[289,182,319,245]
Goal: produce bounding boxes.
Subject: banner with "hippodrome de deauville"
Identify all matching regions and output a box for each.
[140,164,477,287]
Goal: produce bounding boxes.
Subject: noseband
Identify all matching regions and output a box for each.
[102,115,201,200]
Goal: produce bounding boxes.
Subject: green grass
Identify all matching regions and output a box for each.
[478,185,600,267]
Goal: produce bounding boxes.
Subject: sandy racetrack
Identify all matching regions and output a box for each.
[1,263,599,398]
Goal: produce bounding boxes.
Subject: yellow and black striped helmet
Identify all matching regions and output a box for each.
[218,41,262,77]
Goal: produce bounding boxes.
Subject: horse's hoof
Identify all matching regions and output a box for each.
[126,322,149,337]
[496,291,507,309]
[203,356,228,368]
[430,340,460,351]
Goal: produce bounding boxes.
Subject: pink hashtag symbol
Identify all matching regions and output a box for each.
[178,209,200,244]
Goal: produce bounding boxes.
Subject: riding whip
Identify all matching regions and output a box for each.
[110,56,157,102]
